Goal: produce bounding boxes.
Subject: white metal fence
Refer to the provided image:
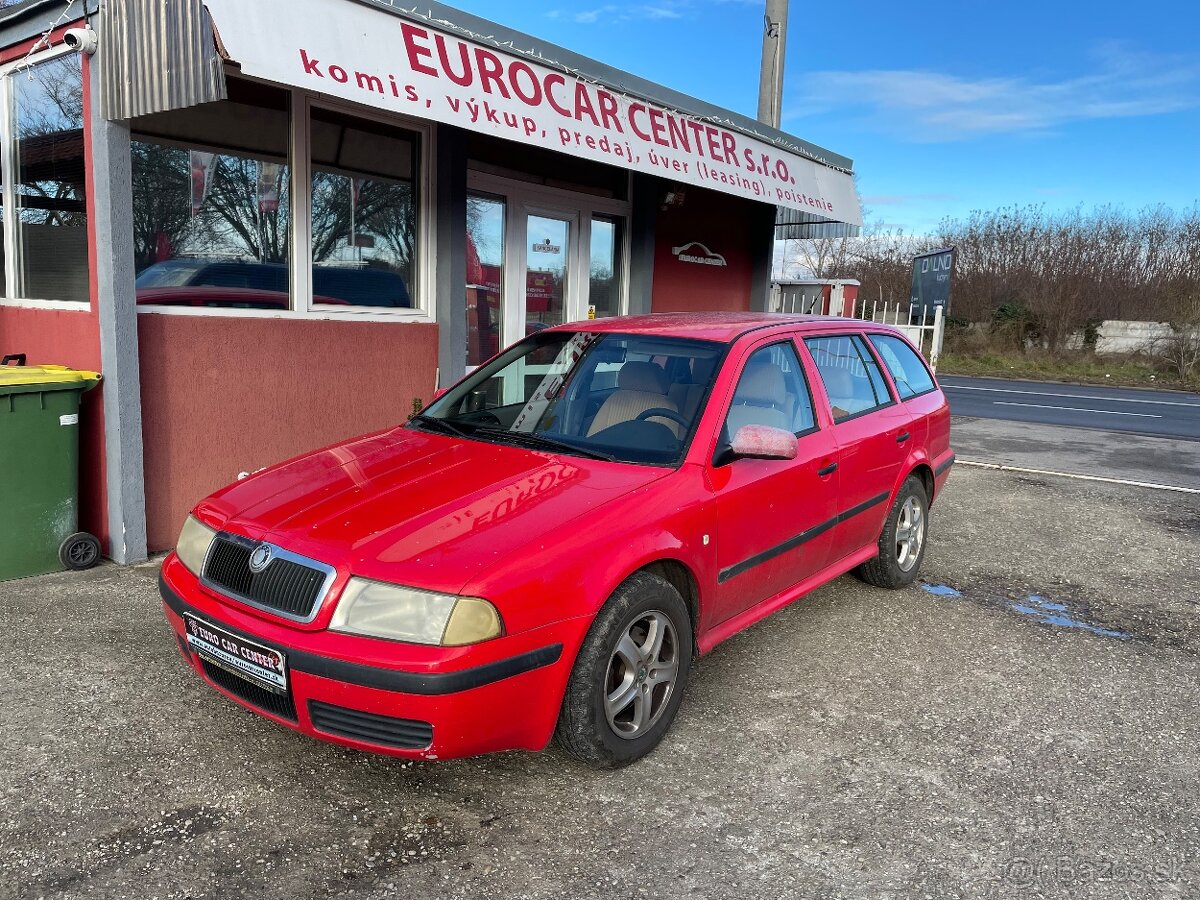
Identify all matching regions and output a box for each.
[848,300,945,371]
[769,283,946,371]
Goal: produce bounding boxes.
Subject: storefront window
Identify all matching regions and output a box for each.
[130,81,290,309]
[310,108,417,308]
[466,193,504,366]
[11,55,88,302]
[589,216,623,319]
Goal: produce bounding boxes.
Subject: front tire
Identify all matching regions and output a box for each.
[857,476,928,589]
[555,572,693,768]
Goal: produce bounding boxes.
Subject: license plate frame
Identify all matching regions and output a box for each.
[183,613,288,693]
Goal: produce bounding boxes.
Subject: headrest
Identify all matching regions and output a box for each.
[739,363,785,405]
[618,361,669,394]
[821,366,854,396]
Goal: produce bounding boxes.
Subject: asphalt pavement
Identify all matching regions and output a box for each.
[939,375,1200,441]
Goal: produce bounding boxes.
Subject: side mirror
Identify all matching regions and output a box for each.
[432,387,449,401]
[730,424,798,461]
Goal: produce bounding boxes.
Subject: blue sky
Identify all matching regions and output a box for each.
[452,1,1200,233]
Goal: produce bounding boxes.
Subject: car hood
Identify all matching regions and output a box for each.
[196,426,669,595]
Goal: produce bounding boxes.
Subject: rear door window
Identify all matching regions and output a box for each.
[868,334,936,399]
[804,334,895,422]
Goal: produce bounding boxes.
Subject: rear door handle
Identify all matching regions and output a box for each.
[895,431,910,443]
[817,462,838,477]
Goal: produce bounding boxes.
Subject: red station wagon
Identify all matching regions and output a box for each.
[159,313,953,767]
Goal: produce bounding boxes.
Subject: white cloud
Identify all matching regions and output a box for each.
[787,43,1200,141]
[557,3,683,24]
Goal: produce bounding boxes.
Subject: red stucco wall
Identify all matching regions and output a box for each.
[137,314,439,551]
[650,187,757,313]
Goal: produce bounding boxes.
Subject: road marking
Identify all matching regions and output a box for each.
[957,460,1200,494]
[992,401,1162,418]
[942,383,1200,408]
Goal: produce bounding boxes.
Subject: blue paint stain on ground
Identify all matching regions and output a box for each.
[1011,594,1129,639]
[920,582,962,597]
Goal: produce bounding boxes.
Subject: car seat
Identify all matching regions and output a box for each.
[726,363,792,435]
[587,361,681,437]
[820,367,856,419]
[668,355,719,423]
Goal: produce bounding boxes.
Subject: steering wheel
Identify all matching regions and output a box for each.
[634,407,689,429]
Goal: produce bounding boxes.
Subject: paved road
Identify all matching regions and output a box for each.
[939,375,1200,441]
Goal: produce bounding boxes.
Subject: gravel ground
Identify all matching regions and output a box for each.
[1,466,1198,900]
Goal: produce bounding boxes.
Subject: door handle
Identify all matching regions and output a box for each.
[895,431,910,443]
[817,462,838,477]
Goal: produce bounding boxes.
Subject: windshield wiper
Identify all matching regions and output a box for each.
[410,414,472,439]
[472,428,617,462]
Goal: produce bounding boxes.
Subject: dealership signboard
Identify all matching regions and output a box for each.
[910,248,955,317]
[203,0,861,224]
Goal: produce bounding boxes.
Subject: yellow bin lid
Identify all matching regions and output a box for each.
[0,364,102,390]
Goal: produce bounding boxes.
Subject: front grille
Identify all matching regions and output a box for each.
[308,700,433,750]
[200,658,297,721]
[203,536,328,620]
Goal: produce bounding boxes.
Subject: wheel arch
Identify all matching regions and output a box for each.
[635,558,702,653]
[909,461,935,506]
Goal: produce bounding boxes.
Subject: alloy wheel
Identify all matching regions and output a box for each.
[895,496,925,572]
[603,610,679,739]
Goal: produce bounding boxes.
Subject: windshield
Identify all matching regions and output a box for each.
[415,331,725,465]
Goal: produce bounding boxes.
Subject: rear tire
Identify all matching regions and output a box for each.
[857,476,928,589]
[555,572,693,768]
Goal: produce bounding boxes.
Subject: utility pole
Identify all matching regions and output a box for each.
[756,0,788,128]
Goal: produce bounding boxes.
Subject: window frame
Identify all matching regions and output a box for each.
[866,332,938,401]
[132,77,435,323]
[0,44,90,311]
[802,331,899,425]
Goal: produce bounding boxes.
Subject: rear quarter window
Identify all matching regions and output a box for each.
[868,334,936,399]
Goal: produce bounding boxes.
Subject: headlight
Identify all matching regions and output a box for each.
[329,578,503,646]
[176,514,217,576]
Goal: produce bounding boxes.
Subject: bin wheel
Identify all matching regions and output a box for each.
[59,532,101,570]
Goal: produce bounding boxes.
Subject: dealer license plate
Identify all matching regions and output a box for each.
[183,614,288,693]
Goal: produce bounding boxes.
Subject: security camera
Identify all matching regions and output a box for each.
[63,28,97,55]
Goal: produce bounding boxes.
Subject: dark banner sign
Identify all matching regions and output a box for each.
[910,248,955,316]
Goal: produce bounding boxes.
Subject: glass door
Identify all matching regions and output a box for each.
[501,205,581,351]
[520,212,572,336]
[465,174,629,369]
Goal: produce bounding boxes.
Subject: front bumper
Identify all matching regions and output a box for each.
[159,555,584,760]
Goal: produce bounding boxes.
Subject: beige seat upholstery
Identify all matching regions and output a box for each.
[820,367,856,419]
[726,363,791,434]
[587,361,681,437]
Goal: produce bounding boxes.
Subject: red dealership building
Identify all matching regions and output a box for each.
[0,0,860,563]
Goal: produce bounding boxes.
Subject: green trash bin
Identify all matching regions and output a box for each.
[0,354,103,581]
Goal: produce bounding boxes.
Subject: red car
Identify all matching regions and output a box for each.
[160,313,953,767]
